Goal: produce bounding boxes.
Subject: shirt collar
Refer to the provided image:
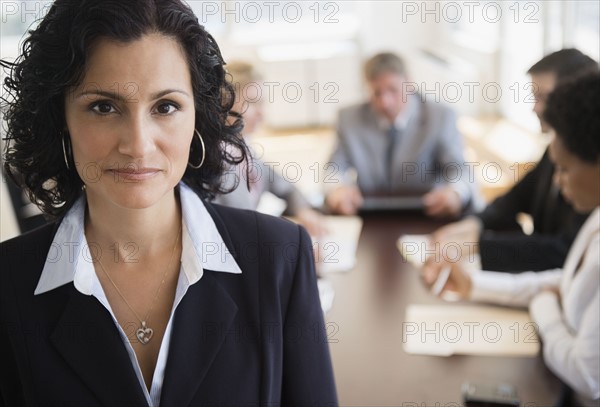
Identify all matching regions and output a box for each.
[34,182,242,295]
[375,93,417,131]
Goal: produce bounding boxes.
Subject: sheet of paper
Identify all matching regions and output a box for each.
[313,216,363,273]
[403,304,540,357]
[397,234,482,270]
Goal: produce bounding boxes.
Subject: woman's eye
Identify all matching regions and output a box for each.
[90,102,116,115]
[155,102,179,115]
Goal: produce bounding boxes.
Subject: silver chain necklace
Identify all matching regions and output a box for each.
[93,226,181,345]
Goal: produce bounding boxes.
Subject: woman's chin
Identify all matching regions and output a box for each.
[571,200,596,214]
[85,182,175,211]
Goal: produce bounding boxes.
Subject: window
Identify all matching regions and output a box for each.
[446,0,501,53]
[188,1,359,46]
[1,1,52,59]
[571,0,600,61]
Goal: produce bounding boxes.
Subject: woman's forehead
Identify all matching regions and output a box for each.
[77,34,192,97]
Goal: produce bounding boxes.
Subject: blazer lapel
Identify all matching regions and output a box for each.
[159,270,239,407]
[50,288,148,407]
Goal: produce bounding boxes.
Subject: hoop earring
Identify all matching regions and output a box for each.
[62,133,72,170]
[188,129,206,169]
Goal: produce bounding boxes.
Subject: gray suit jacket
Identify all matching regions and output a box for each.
[328,95,481,210]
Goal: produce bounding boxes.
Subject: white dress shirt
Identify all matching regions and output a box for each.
[377,95,471,205]
[33,183,243,407]
[470,207,600,403]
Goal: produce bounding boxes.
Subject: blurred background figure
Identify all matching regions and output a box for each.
[324,52,482,218]
[214,61,326,237]
[422,73,600,406]
[429,49,598,272]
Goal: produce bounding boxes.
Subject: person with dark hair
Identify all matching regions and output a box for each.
[430,49,598,272]
[422,73,600,406]
[0,1,338,405]
[324,52,482,218]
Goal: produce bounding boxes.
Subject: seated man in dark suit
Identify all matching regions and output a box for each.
[324,52,482,218]
[430,49,598,271]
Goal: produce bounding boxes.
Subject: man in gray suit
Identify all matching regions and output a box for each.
[325,52,480,217]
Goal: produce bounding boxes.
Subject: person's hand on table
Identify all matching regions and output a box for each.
[429,216,483,257]
[325,185,363,215]
[422,186,462,219]
[296,207,329,239]
[421,257,472,299]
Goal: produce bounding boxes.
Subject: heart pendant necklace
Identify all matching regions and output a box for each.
[135,321,154,345]
[93,225,181,345]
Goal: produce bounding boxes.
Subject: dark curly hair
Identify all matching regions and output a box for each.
[544,73,600,163]
[1,0,248,218]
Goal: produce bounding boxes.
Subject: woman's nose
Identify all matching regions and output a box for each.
[118,116,157,158]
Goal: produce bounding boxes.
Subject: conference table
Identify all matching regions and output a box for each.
[323,211,561,406]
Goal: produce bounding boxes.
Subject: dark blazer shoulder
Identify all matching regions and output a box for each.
[203,201,313,308]
[205,200,305,247]
[1,220,58,249]
[1,222,59,291]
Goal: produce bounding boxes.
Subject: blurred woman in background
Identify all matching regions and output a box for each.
[216,61,327,237]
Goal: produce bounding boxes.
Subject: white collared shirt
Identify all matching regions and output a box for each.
[375,94,472,204]
[375,93,416,133]
[34,183,243,407]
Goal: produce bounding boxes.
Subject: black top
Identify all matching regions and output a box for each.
[476,149,588,271]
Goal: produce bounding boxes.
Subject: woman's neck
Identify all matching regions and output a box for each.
[84,190,182,260]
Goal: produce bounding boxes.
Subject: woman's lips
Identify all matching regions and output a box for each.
[107,168,161,181]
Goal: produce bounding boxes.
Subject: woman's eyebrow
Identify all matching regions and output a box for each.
[75,88,190,100]
[150,89,191,100]
[75,89,124,101]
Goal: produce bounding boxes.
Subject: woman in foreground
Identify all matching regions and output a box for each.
[0,1,337,405]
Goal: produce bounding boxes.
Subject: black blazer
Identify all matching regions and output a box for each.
[0,200,338,407]
[476,149,588,271]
